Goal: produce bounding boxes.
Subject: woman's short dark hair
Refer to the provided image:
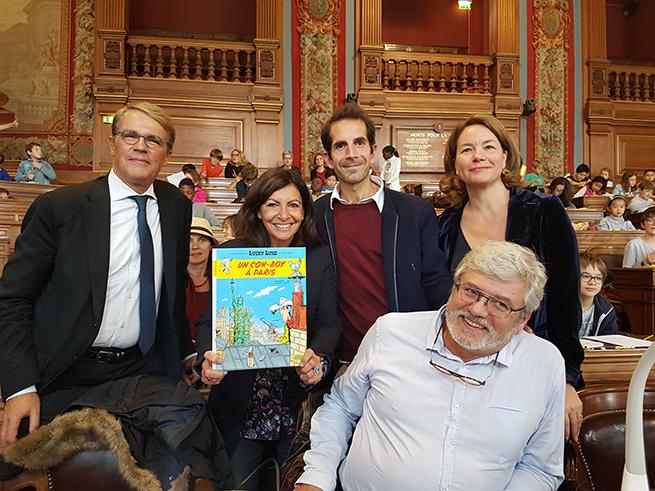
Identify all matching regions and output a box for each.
[236,168,322,248]
[440,114,523,208]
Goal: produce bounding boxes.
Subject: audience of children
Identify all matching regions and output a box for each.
[578,252,618,336]
[524,161,546,188]
[623,208,655,267]
[613,171,639,196]
[0,153,12,181]
[16,142,56,184]
[599,167,614,188]
[573,175,609,198]
[234,162,258,203]
[225,148,245,178]
[200,148,224,179]
[597,196,636,230]
[627,180,655,213]
[566,163,591,188]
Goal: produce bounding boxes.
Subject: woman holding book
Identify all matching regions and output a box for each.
[197,167,341,490]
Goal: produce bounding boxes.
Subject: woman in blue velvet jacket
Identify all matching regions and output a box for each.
[437,114,585,442]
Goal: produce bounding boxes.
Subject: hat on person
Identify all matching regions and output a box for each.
[190,217,218,246]
[269,296,293,313]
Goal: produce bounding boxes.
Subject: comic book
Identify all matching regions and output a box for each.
[211,247,307,371]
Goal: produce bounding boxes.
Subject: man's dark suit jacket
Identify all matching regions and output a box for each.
[0,175,193,399]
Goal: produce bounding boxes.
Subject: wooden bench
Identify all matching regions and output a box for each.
[204,187,238,202]
[205,178,235,188]
[567,209,605,227]
[575,230,644,254]
[0,181,59,200]
[583,195,610,210]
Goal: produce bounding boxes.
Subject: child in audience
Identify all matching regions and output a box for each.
[524,161,546,188]
[598,196,636,230]
[178,178,220,226]
[184,167,208,203]
[644,169,655,183]
[234,163,258,203]
[613,171,639,196]
[566,163,591,188]
[599,167,614,188]
[200,148,224,179]
[623,208,655,267]
[0,153,12,181]
[322,174,338,192]
[578,252,618,336]
[16,142,56,184]
[221,214,237,243]
[310,176,325,201]
[573,176,609,198]
[548,176,575,208]
[627,180,654,213]
[0,188,9,200]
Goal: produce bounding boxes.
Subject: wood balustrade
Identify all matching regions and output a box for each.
[607,64,655,103]
[126,36,256,83]
[381,51,493,94]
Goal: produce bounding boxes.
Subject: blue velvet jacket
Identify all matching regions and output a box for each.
[438,187,584,387]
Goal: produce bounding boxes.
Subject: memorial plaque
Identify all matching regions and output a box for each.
[394,127,449,172]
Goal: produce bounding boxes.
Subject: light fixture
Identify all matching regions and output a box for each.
[458,0,472,10]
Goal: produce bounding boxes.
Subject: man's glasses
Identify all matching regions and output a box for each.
[454,283,525,318]
[429,330,498,387]
[580,272,603,284]
[116,131,166,149]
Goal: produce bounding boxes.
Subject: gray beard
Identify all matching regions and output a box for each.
[444,308,522,354]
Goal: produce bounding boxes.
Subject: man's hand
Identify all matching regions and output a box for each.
[181,354,200,385]
[296,348,323,385]
[27,173,35,181]
[564,384,583,442]
[294,485,323,491]
[0,393,41,450]
[201,350,228,386]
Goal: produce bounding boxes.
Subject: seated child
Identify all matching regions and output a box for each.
[524,161,546,187]
[627,180,654,214]
[184,166,208,203]
[234,163,258,203]
[0,187,9,200]
[573,176,608,198]
[643,168,655,183]
[566,163,591,188]
[322,174,338,192]
[623,208,655,267]
[200,148,224,179]
[599,167,614,188]
[16,142,56,184]
[613,171,639,197]
[598,196,636,231]
[310,176,325,201]
[221,214,237,243]
[578,252,618,336]
[178,178,220,226]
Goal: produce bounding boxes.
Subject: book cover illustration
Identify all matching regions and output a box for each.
[212,247,307,371]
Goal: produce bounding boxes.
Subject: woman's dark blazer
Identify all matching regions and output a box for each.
[438,187,584,388]
[195,239,341,428]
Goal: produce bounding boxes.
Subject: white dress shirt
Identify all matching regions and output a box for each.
[297,306,565,491]
[379,155,401,191]
[9,171,164,400]
[329,175,385,212]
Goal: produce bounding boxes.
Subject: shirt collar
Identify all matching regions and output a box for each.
[329,174,385,212]
[426,305,516,367]
[108,169,157,202]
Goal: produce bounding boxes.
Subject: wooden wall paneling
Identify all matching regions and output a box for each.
[615,131,655,172]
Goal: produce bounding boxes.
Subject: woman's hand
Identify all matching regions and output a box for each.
[201,350,228,386]
[296,348,323,385]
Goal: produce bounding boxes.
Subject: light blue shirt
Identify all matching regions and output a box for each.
[297,307,565,491]
[16,159,56,184]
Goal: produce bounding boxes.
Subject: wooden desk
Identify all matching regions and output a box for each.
[583,347,655,387]
[0,181,58,200]
[612,267,655,335]
[575,230,643,253]
[567,209,604,226]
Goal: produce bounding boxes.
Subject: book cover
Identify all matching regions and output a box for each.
[211,247,307,370]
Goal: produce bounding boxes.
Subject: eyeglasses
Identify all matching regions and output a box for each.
[644,217,655,225]
[116,131,166,149]
[580,272,603,284]
[454,283,526,318]
[429,331,498,387]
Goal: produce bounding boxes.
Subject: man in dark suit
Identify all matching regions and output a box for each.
[0,102,230,488]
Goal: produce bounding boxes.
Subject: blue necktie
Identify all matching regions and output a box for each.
[129,195,156,354]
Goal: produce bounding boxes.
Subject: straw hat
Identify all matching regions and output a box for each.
[190,217,217,246]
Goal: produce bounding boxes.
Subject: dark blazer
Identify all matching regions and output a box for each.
[0,175,193,399]
[438,187,584,387]
[195,240,341,427]
[588,295,618,336]
[313,189,452,313]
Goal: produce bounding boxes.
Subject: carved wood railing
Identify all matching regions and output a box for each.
[126,36,256,83]
[381,51,493,94]
[607,64,655,102]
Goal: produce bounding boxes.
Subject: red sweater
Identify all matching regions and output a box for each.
[333,201,389,361]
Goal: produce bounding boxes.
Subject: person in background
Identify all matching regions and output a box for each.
[598,196,636,231]
[643,168,655,183]
[16,142,56,184]
[178,178,220,226]
[578,252,617,337]
[234,162,258,203]
[623,208,655,267]
[573,175,609,198]
[310,176,325,201]
[166,163,195,187]
[524,161,546,188]
[200,148,224,179]
[281,150,294,170]
[613,171,639,197]
[310,153,334,182]
[184,166,208,203]
[199,168,341,490]
[221,214,237,243]
[186,217,217,344]
[0,188,9,200]
[599,167,614,188]
[225,149,245,178]
[627,180,654,214]
[0,153,12,181]
[321,174,337,192]
[566,164,591,189]
[548,176,575,209]
[379,145,401,191]
[438,114,584,442]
